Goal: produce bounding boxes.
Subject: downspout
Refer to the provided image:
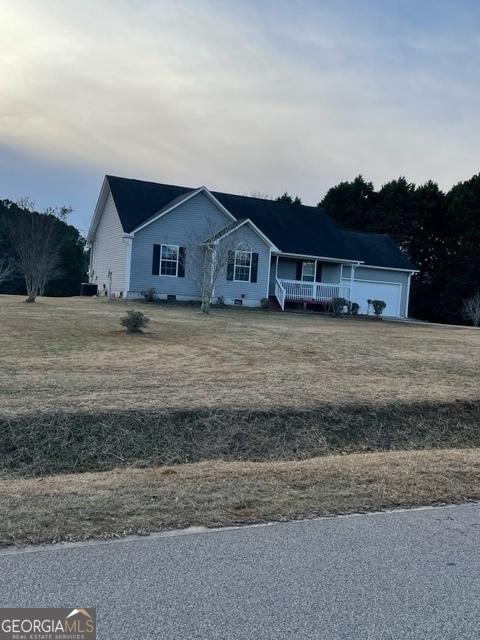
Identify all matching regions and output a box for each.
[349,262,360,303]
[122,234,134,298]
[210,241,218,303]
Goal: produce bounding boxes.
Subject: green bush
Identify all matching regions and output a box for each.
[260,298,269,309]
[331,297,348,315]
[371,300,387,317]
[120,309,150,333]
[351,302,359,315]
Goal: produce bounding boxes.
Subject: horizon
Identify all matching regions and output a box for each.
[2,0,480,235]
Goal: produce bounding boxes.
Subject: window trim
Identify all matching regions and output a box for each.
[233,248,252,283]
[160,243,180,278]
[301,261,315,282]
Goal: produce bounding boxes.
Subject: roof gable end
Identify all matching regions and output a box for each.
[130,186,237,235]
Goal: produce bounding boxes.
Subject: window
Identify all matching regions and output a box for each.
[301,261,315,282]
[160,244,179,276]
[234,243,252,282]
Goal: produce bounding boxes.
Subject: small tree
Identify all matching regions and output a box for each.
[120,309,149,333]
[331,297,348,315]
[182,220,237,314]
[7,199,70,302]
[371,299,386,317]
[276,192,303,205]
[463,291,480,327]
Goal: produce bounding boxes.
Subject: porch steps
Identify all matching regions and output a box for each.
[268,295,283,311]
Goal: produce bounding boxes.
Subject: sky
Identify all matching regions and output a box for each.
[1,0,480,234]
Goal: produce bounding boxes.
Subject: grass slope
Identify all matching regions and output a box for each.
[2,402,480,476]
[1,449,479,547]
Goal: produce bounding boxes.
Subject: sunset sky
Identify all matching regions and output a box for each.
[1,0,479,233]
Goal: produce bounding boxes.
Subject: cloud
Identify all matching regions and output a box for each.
[1,0,480,229]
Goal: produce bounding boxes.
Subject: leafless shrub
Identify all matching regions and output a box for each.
[0,259,16,286]
[463,291,480,327]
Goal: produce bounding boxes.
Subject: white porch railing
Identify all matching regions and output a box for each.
[279,279,351,304]
[274,278,286,311]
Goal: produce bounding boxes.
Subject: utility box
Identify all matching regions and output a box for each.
[80,283,98,296]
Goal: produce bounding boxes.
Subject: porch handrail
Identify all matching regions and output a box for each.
[279,279,351,304]
[274,278,286,311]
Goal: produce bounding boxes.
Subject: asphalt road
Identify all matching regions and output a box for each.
[1,504,479,639]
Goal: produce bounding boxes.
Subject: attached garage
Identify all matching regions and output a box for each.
[351,280,402,317]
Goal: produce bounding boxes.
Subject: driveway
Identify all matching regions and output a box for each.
[1,503,479,639]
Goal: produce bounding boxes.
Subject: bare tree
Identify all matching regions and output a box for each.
[182,220,237,314]
[463,291,480,327]
[0,259,16,286]
[8,200,69,302]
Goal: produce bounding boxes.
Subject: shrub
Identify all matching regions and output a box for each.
[371,300,386,317]
[351,302,359,315]
[216,295,226,307]
[463,291,480,327]
[120,309,150,333]
[260,297,269,309]
[142,288,157,303]
[331,297,348,316]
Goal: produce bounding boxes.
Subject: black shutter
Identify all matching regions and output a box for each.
[227,250,235,281]
[152,244,160,275]
[178,247,186,277]
[296,260,303,281]
[250,253,258,283]
[315,261,322,282]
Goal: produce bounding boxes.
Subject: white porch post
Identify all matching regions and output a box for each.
[349,264,354,302]
[275,255,279,280]
[314,259,318,300]
[405,272,412,318]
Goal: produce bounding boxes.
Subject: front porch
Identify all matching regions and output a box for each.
[271,255,356,311]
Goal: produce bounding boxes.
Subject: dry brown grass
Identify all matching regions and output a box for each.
[1,295,479,416]
[1,448,479,547]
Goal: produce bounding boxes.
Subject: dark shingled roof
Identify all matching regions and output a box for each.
[342,230,415,270]
[105,175,416,270]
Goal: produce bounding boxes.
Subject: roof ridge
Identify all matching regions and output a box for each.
[106,174,323,212]
[106,174,193,193]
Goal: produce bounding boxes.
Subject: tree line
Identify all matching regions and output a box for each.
[0,198,87,300]
[316,174,480,325]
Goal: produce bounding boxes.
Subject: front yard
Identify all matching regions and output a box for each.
[1,295,478,416]
[1,294,479,546]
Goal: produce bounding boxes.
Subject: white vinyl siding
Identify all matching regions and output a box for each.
[90,192,128,296]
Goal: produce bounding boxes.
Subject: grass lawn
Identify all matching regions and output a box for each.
[1,294,479,546]
[2,449,480,547]
[1,294,479,416]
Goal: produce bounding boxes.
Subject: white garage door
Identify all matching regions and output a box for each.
[351,280,402,317]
